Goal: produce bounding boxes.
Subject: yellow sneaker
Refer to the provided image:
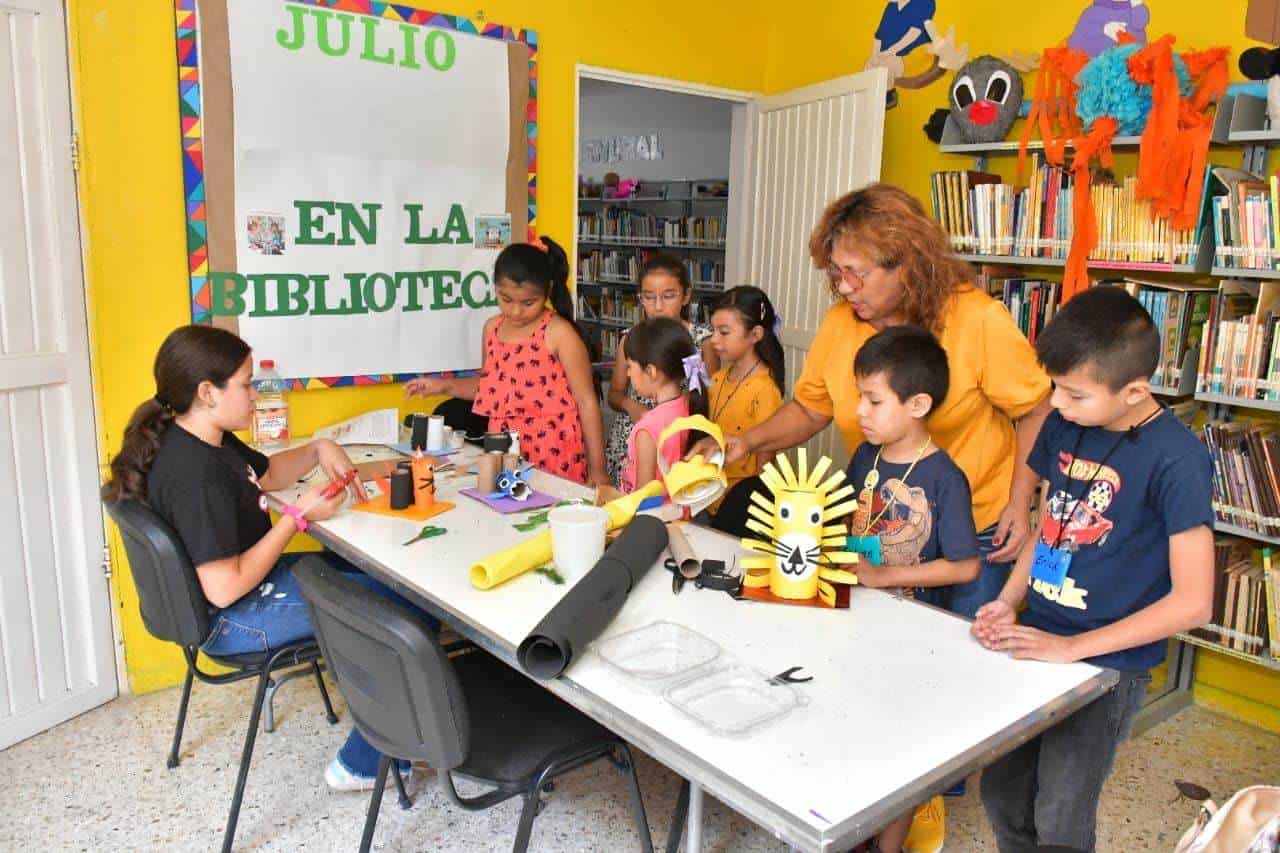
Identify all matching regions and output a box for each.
[903,795,945,853]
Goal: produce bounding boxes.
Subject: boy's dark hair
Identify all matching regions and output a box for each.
[1035,286,1159,390]
[854,324,949,415]
[712,285,787,394]
[623,316,708,417]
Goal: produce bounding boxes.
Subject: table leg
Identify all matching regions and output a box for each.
[687,780,703,853]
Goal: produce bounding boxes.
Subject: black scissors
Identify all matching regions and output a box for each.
[664,557,686,594]
[768,666,813,685]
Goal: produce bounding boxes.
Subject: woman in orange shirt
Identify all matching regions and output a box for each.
[712,183,1052,620]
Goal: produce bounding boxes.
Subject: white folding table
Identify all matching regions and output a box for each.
[271,449,1116,851]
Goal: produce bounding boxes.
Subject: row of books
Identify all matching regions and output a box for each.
[1118,281,1214,388]
[975,266,1212,386]
[931,164,1200,265]
[1203,421,1280,540]
[684,258,725,285]
[579,249,646,283]
[1186,536,1279,660]
[1209,166,1280,270]
[1195,281,1280,399]
[577,251,725,288]
[663,216,726,246]
[578,210,662,242]
[976,268,1060,344]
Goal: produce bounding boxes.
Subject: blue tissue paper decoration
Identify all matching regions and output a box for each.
[1075,42,1191,137]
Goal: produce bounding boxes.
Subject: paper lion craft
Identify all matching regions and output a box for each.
[740,449,860,607]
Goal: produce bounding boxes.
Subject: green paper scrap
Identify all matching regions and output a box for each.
[534,564,565,585]
[510,500,577,533]
[402,525,448,546]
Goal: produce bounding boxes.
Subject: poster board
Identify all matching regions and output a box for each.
[174,0,537,388]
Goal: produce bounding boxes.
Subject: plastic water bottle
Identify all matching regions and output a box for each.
[251,359,290,449]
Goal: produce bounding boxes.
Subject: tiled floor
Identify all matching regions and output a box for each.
[1,675,1276,852]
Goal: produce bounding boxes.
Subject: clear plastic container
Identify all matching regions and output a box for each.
[663,661,801,737]
[596,621,721,681]
[251,359,290,449]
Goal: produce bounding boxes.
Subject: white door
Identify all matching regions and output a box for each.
[0,0,116,750]
[745,69,888,468]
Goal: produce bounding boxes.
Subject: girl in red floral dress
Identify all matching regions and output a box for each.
[406,238,607,486]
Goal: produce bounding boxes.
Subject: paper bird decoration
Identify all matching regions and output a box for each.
[489,464,533,502]
[740,448,860,607]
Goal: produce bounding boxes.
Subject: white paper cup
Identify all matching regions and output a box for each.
[427,415,446,450]
[549,505,609,577]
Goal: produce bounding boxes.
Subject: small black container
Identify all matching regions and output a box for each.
[482,431,512,454]
[409,414,429,451]
[389,469,414,510]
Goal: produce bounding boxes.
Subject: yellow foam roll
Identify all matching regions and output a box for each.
[470,480,665,589]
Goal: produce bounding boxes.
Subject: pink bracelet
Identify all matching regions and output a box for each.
[280,504,309,532]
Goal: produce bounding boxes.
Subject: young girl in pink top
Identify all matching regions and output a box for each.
[618,317,709,493]
[406,237,607,485]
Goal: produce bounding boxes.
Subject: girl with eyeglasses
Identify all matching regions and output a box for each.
[604,254,719,486]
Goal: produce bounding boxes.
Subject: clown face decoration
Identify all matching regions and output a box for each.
[949,55,1023,144]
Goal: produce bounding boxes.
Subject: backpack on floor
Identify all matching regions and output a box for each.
[1174,785,1280,853]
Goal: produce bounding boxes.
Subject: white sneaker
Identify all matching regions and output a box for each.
[324,758,413,792]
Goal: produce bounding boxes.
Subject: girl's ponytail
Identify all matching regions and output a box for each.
[102,398,175,503]
[101,324,252,503]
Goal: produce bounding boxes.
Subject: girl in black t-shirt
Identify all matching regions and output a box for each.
[103,325,417,792]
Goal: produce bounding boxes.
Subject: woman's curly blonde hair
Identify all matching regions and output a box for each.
[808,183,972,333]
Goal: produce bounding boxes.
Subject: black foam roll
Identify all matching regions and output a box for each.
[517,515,669,680]
[389,470,414,510]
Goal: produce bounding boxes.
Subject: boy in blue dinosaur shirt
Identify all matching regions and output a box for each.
[972,286,1215,853]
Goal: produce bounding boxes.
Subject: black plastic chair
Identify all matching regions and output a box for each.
[294,556,654,853]
[102,497,343,853]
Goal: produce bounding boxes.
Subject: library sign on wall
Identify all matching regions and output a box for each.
[176,0,536,386]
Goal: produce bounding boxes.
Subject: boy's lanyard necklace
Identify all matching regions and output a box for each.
[1050,406,1164,550]
[710,359,760,421]
[861,439,932,535]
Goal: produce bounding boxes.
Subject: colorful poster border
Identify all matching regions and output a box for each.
[174,0,537,389]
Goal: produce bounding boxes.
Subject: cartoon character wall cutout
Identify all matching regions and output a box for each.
[864,1,969,107]
[1068,0,1150,58]
[739,449,860,607]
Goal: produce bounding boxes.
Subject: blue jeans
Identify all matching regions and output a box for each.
[941,524,1013,620]
[201,551,438,777]
[980,670,1151,852]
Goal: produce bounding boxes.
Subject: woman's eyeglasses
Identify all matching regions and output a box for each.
[826,263,878,285]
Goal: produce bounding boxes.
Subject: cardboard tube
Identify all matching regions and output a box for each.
[666,523,701,579]
[411,456,435,507]
[477,452,502,493]
[469,479,666,589]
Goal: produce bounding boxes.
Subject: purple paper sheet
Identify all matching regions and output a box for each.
[459,487,559,514]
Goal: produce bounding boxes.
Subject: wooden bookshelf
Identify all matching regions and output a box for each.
[1210,266,1280,281]
[1213,520,1280,546]
[1194,392,1280,413]
[1174,631,1280,672]
[938,95,1280,732]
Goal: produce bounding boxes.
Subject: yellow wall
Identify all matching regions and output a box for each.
[72,0,1280,729]
[70,0,767,692]
[760,0,1280,732]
